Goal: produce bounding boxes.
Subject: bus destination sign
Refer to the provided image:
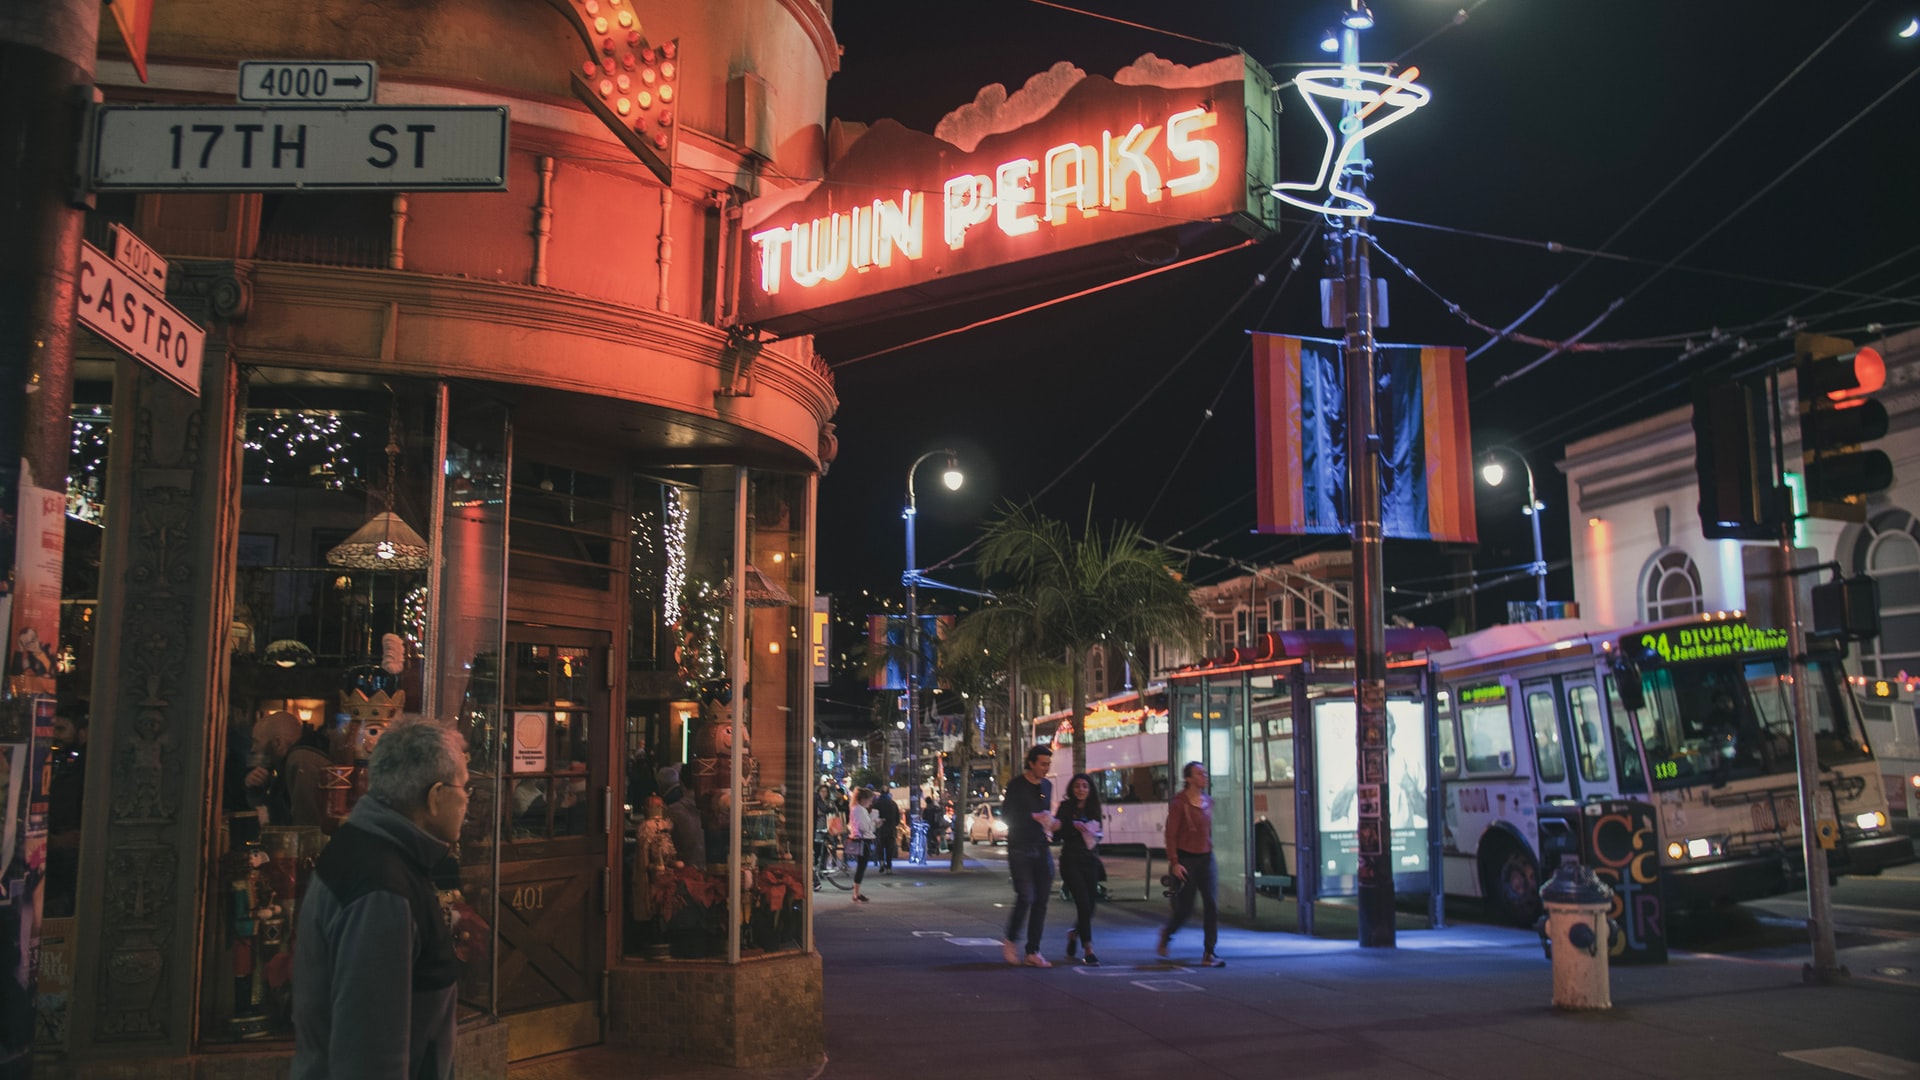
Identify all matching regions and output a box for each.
[1624,621,1789,666]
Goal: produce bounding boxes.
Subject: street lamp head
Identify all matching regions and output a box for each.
[1341,0,1375,30]
[941,454,963,491]
[1480,458,1506,487]
[1318,26,1341,52]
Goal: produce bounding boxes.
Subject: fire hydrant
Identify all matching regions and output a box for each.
[1536,862,1615,1010]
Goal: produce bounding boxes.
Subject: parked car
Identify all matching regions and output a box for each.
[965,802,1009,845]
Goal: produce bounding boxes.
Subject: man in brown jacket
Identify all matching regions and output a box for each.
[1157,761,1223,967]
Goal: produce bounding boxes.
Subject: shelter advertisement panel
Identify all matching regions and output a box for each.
[1312,698,1429,895]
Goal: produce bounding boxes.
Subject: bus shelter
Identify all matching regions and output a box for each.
[1166,628,1449,934]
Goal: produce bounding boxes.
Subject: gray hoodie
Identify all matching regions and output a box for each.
[292,795,459,1080]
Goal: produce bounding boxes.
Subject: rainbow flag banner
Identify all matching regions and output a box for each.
[1252,333,1476,543]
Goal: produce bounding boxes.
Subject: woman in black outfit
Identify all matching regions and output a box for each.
[1055,773,1105,966]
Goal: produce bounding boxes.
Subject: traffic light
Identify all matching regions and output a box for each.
[1811,575,1881,642]
[1692,378,1785,540]
[1797,332,1892,520]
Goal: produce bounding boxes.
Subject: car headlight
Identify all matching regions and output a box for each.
[1669,837,1724,859]
[1855,810,1887,831]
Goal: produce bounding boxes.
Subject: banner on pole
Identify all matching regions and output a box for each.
[1252,333,1476,543]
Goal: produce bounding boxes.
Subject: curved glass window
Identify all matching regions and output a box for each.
[1642,548,1704,622]
[1849,508,1920,680]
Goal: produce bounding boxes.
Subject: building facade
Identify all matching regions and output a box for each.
[1560,325,1920,812]
[49,0,841,1074]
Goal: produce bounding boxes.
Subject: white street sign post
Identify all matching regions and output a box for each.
[107,222,168,290]
[91,105,509,191]
[238,61,378,104]
[75,240,206,396]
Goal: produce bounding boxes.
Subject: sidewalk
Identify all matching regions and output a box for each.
[517,854,1920,1080]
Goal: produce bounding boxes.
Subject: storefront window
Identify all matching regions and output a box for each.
[204,372,445,1043]
[619,468,812,963]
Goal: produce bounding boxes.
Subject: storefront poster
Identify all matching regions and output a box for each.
[7,480,64,687]
[511,711,547,774]
[0,743,24,902]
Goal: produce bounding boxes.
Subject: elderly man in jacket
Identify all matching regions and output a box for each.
[293,719,469,1080]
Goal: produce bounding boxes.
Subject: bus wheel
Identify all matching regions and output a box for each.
[1485,843,1542,926]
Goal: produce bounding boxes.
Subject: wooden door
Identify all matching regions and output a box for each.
[497,628,610,1059]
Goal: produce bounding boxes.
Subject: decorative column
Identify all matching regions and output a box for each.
[68,261,250,1059]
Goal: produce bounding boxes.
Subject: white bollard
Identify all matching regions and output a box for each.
[1539,863,1614,1010]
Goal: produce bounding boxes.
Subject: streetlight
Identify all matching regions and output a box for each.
[1480,447,1549,619]
[903,449,962,851]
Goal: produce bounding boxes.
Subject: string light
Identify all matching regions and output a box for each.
[242,410,362,488]
[67,407,110,523]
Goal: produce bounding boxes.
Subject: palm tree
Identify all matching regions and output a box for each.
[955,501,1204,742]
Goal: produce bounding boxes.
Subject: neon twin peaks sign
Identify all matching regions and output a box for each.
[749,105,1222,296]
[735,54,1277,335]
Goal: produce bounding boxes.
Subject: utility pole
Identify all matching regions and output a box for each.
[1,0,97,1069]
[1768,356,1845,984]
[1334,8,1396,950]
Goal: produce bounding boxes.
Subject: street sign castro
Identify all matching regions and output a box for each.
[90,105,509,191]
[75,239,205,396]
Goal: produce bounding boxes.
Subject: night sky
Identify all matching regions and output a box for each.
[808,0,1920,628]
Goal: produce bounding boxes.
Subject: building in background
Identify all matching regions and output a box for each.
[1561,325,1920,815]
[54,0,840,1073]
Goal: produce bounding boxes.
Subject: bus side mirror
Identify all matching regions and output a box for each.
[1615,663,1646,712]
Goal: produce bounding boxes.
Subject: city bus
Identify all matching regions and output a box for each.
[1036,689,1173,851]
[1850,675,1920,819]
[1190,614,1912,926]
[1423,613,1912,923]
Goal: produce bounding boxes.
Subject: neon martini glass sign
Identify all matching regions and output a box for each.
[1270,65,1431,219]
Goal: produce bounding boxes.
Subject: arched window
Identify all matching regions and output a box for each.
[1641,549,1704,622]
[1848,509,1920,680]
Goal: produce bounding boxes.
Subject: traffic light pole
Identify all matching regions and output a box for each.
[1782,526,1844,983]
[1768,367,1845,984]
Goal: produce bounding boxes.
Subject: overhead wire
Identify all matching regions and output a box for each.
[1465,0,1879,367]
[1139,225,1318,528]
[921,234,1308,575]
[1492,56,1920,390]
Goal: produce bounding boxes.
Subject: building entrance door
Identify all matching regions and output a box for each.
[497,627,611,1060]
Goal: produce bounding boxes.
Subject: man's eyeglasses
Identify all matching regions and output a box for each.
[431,780,475,799]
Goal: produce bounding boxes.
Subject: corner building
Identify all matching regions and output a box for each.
[56,0,839,1073]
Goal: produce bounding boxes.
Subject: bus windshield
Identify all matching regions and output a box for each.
[1633,658,1869,789]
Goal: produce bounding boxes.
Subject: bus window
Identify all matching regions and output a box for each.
[1526,688,1567,782]
[1458,685,1516,774]
[1742,661,1797,771]
[1435,698,1459,775]
[1808,660,1873,767]
[1604,675,1647,793]
[1567,683,1609,783]
[1268,737,1295,783]
[1636,663,1801,787]
[1251,736,1269,783]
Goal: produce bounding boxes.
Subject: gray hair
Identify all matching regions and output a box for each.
[368,720,468,814]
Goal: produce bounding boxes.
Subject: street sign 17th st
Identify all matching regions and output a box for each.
[90,104,508,191]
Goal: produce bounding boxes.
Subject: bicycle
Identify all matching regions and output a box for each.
[813,830,849,891]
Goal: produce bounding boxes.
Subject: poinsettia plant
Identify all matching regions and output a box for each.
[753,863,806,913]
[652,864,727,923]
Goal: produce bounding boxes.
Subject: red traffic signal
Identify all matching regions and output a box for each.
[1797,336,1893,514]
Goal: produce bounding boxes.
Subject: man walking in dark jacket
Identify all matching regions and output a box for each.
[872,788,901,872]
[293,720,470,1080]
[1001,745,1059,967]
